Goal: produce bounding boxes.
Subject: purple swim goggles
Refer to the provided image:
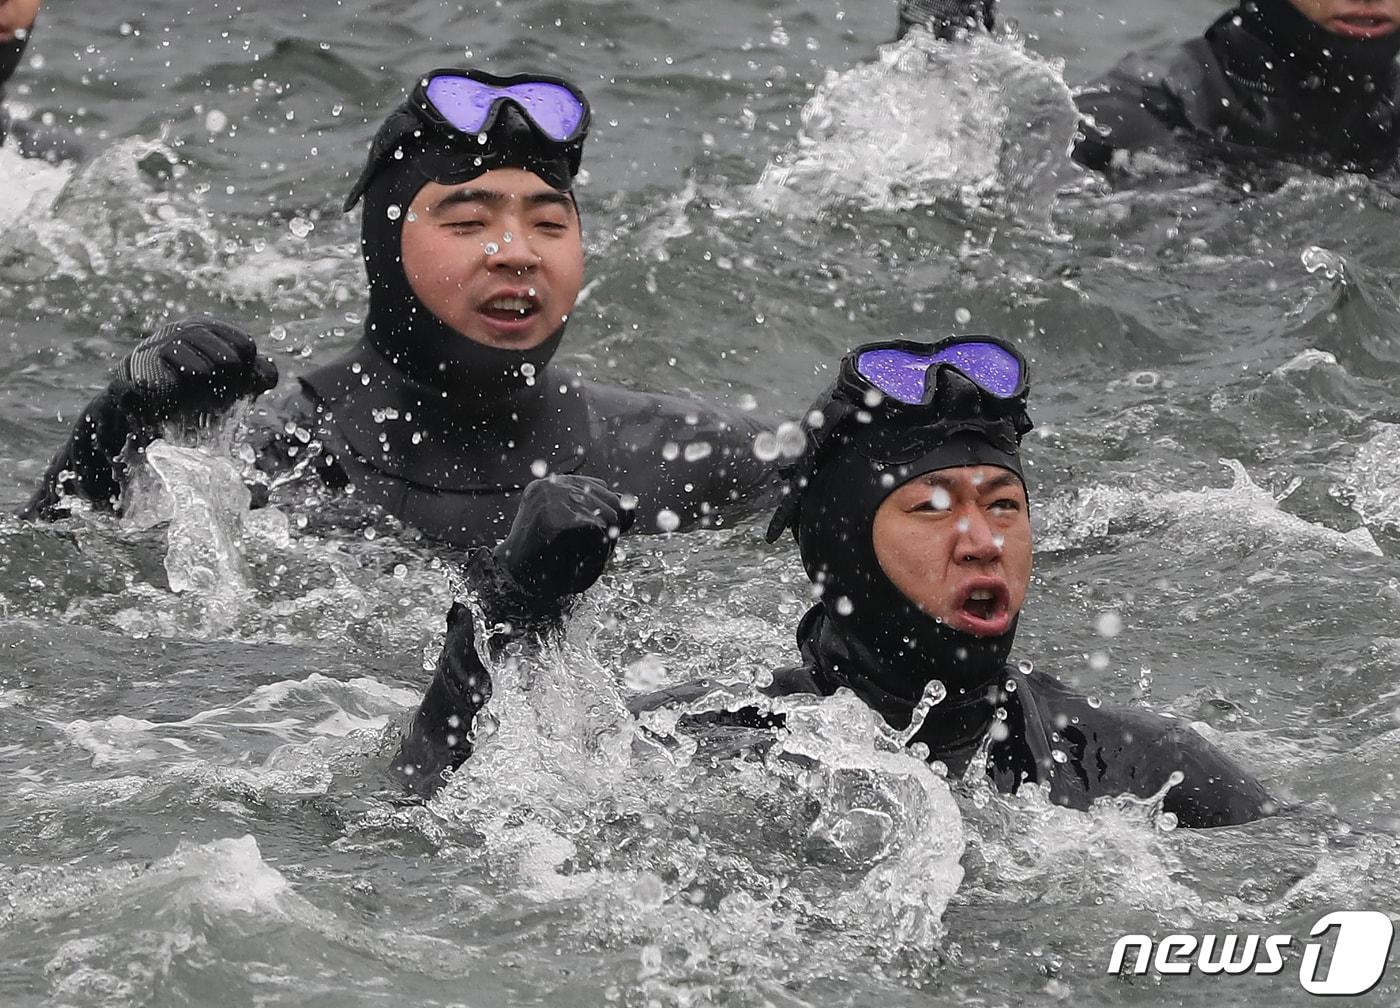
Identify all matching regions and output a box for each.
[413,68,591,145]
[847,336,1027,409]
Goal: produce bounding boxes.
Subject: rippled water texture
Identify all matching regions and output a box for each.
[4,0,1400,1004]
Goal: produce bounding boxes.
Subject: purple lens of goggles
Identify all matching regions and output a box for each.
[856,342,1022,403]
[425,76,585,141]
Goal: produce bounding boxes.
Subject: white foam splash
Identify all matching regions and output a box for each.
[1040,458,1381,556]
[56,672,418,770]
[122,439,255,633]
[0,142,71,235]
[1340,423,1400,533]
[752,30,1080,223]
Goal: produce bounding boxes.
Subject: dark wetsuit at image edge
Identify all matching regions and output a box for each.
[898,0,1400,176]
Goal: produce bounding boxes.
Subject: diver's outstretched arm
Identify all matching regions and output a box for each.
[18,319,278,520]
[896,0,995,40]
[389,475,634,796]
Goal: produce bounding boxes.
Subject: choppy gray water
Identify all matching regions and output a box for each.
[4,1,1400,1005]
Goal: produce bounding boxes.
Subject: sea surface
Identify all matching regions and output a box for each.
[3,1,1400,1005]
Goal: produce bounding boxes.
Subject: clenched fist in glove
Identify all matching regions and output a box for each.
[469,475,636,630]
[113,318,279,421]
[20,318,278,519]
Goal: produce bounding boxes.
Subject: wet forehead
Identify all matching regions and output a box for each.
[904,465,1024,496]
[416,170,573,213]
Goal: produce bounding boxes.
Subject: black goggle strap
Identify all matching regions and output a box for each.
[343,105,422,212]
[764,396,857,543]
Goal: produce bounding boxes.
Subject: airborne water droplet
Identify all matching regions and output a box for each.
[656,509,680,533]
[1096,611,1123,638]
[775,421,806,458]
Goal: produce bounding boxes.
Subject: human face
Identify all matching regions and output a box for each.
[399,168,584,350]
[0,0,40,40]
[1288,0,1400,39]
[872,465,1032,638]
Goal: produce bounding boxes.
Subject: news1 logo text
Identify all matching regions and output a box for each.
[1107,910,1396,996]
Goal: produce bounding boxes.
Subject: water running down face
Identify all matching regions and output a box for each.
[1287,0,1400,38]
[400,167,585,351]
[872,464,1032,638]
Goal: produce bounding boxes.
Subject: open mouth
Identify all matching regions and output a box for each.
[953,580,1011,634]
[479,293,541,322]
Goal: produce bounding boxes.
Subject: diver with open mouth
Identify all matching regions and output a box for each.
[394,335,1272,829]
[898,0,1400,177]
[20,67,779,545]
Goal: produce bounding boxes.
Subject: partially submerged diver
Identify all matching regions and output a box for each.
[395,336,1272,829]
[0,0,81,162]
[21,67,777,544]
[898,0,1400,176]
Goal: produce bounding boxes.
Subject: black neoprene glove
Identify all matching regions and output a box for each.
[476,475,635,628]
[20,318,278,519]
[897,0,995,40]
[112,318,279,421]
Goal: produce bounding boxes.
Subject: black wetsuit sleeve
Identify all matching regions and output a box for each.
[1071,47,1195,173]
[1141,722,1273,828]
[19,387,147,519]
[1014,669,1271,828]
[388,544,589,797]
[388,601,491,798]
[20,383,308,521]
[1055,704,1272,827]
[20,321,279,520]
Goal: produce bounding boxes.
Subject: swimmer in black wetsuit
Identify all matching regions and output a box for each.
[21,68,778,544]
[0,0,81,163]
[396,336,1272,828]
[898,0,1400,177]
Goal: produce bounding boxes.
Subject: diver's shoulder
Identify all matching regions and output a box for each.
[1091,36,1206,88]
[1017,664,1235,751]
[578,378,765,435]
